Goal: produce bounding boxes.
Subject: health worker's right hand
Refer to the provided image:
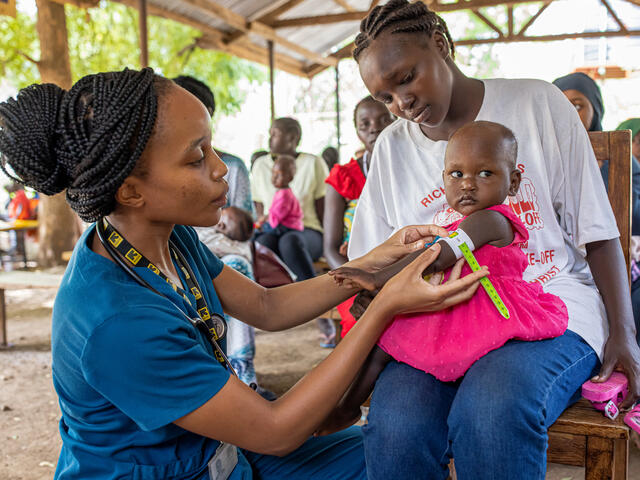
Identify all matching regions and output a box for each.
[375,243,488,317]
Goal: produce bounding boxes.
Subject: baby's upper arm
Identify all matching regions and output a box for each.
[458,209,514,249]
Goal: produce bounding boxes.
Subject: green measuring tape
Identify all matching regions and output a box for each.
[449,232,510,319]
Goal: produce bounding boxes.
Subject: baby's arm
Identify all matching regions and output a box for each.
[332,209,513,290]
[315,346,392,436]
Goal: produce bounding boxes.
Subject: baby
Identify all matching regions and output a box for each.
[322,121,569,432]
[256,154,303,236]
[196,206,254,262]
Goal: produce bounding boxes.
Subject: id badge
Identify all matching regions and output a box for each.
[208,442,238,480]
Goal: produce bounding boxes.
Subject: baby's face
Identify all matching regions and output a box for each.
[443,138,520,216]
[215,209,243,241]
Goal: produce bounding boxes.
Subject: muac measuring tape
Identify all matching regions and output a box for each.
[429,231,510,319]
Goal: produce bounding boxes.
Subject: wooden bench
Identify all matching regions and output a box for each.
[0,270,63,347]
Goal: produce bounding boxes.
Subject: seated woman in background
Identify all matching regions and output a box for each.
[553,73,640,342]
[323,96,394,335]
[251,117,335,346]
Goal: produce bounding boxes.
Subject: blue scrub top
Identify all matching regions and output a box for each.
[52,224,253,479]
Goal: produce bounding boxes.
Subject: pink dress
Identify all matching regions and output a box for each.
[378,204,568,382]
[268,188,304,231]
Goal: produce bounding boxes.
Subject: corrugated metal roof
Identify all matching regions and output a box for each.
[121,0,640,78]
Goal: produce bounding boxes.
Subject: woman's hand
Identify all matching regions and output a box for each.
[591,329,640,409]
[350,224,448,272]
[374,243,487,316]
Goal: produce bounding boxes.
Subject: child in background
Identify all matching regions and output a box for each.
[321,121,569,431]
[256,154,303,236]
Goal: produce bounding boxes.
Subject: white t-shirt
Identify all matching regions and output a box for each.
[251,153,328,232]
[348,78,619,359]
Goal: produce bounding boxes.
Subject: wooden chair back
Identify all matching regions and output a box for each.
[588,130,632,279]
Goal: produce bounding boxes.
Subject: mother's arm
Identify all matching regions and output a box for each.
[323,185,348,269]
[214,224,448,332]
[587,239,640,408]
[176,246,485,456]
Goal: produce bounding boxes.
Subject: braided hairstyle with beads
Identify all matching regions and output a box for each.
[353,0,455,63]
[0,68,171,222]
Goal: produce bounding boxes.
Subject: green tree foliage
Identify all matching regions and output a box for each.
[0,1,265,118]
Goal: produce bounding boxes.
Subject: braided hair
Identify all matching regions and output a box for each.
[353,0,455,63]
[0,68,171,222]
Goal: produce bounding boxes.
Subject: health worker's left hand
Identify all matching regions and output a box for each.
[350,224,448,272]
[592,329,640,409]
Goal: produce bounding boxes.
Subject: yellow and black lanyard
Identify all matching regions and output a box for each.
[96,218,236,374]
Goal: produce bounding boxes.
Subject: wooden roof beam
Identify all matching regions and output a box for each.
[226,0,307,44]
[272,11,367,28]
[600,0,628,33]
[517,1,552,36]
[177,0,336,66]
[197,34,308,77]
[455,29,640,46]
[472,9,504,37]
[621,0,640,7]
[259,0,308,25]
[304,41,354,78]
[332,0,355,12]
[272,0,554,28]
[429,0,559,10]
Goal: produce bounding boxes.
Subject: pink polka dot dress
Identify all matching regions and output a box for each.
[377,204,568,382]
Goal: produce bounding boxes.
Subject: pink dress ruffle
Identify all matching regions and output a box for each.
[377,204,568,382]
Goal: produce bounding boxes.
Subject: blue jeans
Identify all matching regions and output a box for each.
[243,426,366,479]
[363,330,599,480]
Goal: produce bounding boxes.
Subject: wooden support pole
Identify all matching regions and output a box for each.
[508,6,513,36]
[268,40,275,123]
[139,0,148,68]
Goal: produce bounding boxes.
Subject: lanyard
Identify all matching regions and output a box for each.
[98,218,236,372]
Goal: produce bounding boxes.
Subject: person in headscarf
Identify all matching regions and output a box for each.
[552,72,604,131]
[553,73,640,342]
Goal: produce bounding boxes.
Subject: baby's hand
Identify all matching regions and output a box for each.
[339,241,349,257]
[329,266,378,291]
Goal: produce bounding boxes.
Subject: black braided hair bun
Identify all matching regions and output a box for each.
[0,67,161,222]
[0,83,68,195]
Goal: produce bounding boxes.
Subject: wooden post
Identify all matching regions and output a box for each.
[335,62,341,155]
[35,0,78,268]
[139,0,149,68]
[0,289,6,347]
[268,40,275,122]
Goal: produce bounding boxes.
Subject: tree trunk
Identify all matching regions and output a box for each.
[34,0,77,267]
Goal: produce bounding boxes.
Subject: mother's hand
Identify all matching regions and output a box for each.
[375,244,487,316]
[352,224,449,272]
[592,330,640,409]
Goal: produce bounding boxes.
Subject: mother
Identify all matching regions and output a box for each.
[0,69,485,479]
[348,1,640,478]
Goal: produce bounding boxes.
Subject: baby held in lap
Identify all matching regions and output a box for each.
[325,121,569,430]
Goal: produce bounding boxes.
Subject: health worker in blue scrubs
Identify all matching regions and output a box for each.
[0,68,486,479]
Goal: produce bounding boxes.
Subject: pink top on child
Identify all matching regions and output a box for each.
[378,204,568,382]
[268,187,304,231]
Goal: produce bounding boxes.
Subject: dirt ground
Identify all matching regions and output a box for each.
[1,287,639,479]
